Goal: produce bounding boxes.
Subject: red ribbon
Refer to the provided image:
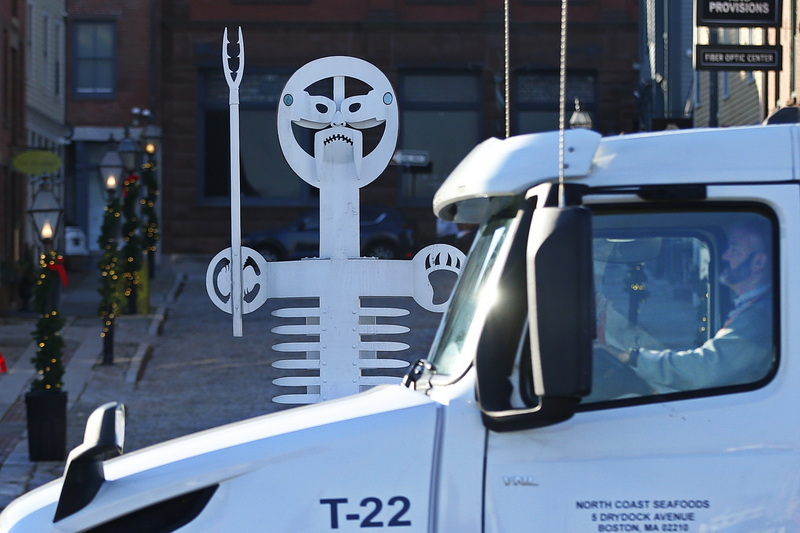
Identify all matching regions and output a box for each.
[47,256,69,287]
[122,173,140,199]
[0,353,7,374]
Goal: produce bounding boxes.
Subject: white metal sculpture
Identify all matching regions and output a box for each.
[207,29,465,404]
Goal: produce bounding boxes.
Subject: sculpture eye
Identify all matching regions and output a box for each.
[316,103,329,113]
[348,102,362,113]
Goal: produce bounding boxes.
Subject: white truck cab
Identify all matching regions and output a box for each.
[2,124,797,531]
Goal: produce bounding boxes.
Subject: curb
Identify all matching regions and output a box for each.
[127,272,185,387]
[125,343,152,386]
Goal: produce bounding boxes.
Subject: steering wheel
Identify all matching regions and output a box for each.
[587,344,654,401]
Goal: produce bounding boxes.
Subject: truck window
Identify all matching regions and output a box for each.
[584,209,776,404]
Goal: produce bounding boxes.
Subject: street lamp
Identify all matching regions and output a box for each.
[142,122,162,156]
[98,144,123,365]
[117,132,141,174]
[28,176,63,250]
[99,144,124,196]
[569,97,593,130]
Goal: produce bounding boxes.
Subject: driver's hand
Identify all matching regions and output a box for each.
[614,348,631,364]
[595,341,631,364]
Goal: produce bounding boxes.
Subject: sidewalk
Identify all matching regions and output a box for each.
[0,254,185,510]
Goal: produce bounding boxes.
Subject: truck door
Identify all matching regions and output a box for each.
[483,185,800,532]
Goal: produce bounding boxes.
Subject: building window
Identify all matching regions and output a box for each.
[397,71,481,205]
[25,3,32,79]
[514,70,597,134]
[42,14,49,90]
[54,22,61,95]
[201,69,311,204]
[73,21,115,97]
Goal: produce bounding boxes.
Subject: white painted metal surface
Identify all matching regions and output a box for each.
[222,27,245,337]
[0,387,445,532]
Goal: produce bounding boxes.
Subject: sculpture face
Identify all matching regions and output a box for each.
[277,56,398,188]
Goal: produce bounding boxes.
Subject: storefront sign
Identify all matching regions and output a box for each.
[695,44,782,70]
[696,0,781,27]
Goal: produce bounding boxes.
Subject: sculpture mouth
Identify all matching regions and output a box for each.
[314,126,363,180]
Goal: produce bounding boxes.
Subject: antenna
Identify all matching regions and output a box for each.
[557,0,569,207]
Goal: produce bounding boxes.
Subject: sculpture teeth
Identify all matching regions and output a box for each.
[323,133,354,146]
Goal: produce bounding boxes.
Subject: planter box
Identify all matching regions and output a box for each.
[25,390,68,462]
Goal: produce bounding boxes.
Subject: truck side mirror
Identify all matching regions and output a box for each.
[55,402,126,521]
[526,205,593,403]
[478,184,593,432]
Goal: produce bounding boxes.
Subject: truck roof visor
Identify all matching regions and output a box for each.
[433,129,601,223]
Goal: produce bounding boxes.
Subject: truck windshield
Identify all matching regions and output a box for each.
[427,213,516,377]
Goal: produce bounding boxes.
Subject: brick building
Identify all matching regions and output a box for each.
[64,0,159,251]
[58,0,639,257]
[159,0,639,254]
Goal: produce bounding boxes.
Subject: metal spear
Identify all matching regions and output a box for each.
[223,27,244,336]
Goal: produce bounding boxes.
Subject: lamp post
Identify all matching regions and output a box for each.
[98,145,123,365]
[28,177,65,374]
[141,121,162,279]
[118,130,143,315]
[26,176,68,461]
[569,97,594,130]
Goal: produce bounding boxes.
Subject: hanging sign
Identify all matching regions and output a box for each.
[696,0,781,27]
[12,150,62,175]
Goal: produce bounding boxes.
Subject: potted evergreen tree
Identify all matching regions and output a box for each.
[25,249,68,461]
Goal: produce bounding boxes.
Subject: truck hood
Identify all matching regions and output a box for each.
[1,385,443,531]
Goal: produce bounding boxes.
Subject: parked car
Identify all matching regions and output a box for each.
[242,205,418,261]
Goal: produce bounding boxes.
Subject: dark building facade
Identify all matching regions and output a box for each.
[159,0,639,254]
[0,0,26,312]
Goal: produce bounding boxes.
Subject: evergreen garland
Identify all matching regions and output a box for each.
[141,161,159,258]
[98,196,123,338]
[30,250,66,392]
[121,174,143,310]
